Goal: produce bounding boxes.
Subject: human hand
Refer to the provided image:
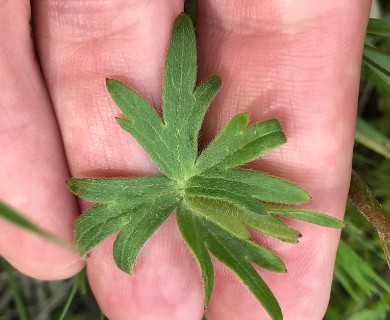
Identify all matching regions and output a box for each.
[0,1,370,319]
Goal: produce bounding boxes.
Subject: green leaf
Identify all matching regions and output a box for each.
[177,202,214,307]
[335,240,390,298]
[186,175,268,216]
[363,45,390,79]
[74,186,179,259]
[199,213,286,274]
[185,196,251,239]
[179,203,285,319]
[162,14,221,180]
[68,13,345,319]
[195,114,286,174]
[204,169,311,204]
[196,213,284,320]
[162,41,197,178]
[67,176,176,203]
[74,204,130,258]
[367,18,390,37]
[266,206,345,228]
[106,80,175,178]
[355,117,390,160]
[206,245,282,320]
[185,196,301,243]
[113,193,178,273]
[162,13,197,127]
[348,305,388,320]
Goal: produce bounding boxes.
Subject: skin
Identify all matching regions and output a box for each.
[0,1,371,319]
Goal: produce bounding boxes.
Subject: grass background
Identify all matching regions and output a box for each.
[1,1,390,319]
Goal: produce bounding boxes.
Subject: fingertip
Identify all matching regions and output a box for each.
[3,242,84,281]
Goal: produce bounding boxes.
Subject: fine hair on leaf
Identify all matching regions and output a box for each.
[68,13,344,320]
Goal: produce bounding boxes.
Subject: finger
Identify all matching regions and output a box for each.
[0,0,83,280]
[196,1,370,319]
[32,2,204,319]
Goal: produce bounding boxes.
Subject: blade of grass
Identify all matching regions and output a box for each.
[78,268,88,295]
[336,240,390,296]
[347,304,388,320]
[355,117,390,160]
[365,58,390,88]
[363,45,390,79]
[333,262,360,300]
[0,201,73,250]
[1,259,28,320]
[367,18,390,37]
[378,232,390,269]
[58,269,87,320]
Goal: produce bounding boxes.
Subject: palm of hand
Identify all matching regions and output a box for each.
[0,1,370,319]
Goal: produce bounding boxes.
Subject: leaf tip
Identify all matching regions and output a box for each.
[175,12,192,25]
[66,179,79,194]
[116,116,131,126]
[106,78,123,95]
[203,294,212,310]
[235,113,250,128]
[75,245,88,260]
[334,220,347,229]
[80,254,88,261]
[211,75,222,88]
[116,261,135,276]
[106,77,115,88]
[300,190,312,203]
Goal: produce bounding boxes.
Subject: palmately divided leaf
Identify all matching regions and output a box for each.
[68,13,345,320]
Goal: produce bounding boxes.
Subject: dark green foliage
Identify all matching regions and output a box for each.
[68,14,343,320]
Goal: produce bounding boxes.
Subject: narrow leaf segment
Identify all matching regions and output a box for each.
[67,13,344,320]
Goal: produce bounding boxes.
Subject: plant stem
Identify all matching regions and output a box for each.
[58,271,85,320]
[348,170,390,242]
